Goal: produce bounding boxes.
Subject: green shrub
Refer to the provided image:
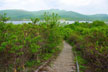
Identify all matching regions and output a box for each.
[0,13,63,72]
[65,21,108,72]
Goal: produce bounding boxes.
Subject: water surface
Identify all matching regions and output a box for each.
[6,21,94,24]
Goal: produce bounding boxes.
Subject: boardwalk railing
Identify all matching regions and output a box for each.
[74,52,80,72]
[76,56,80,72]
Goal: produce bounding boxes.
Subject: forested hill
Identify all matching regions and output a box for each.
[0,9,108,21]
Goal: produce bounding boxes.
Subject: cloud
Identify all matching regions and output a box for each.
[0,0,108,14]
[57,0,108,14]
[59,0,92,6]
[0,0,48,10]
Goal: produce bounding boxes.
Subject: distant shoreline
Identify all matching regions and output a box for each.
[6,20,108,24]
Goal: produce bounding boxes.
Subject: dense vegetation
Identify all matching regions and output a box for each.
[0,9,108,21]
[0,12,108,72]
[0,13,64,72]
[65,21,108,72]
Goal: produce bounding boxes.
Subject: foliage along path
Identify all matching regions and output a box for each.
[42,41,76,72]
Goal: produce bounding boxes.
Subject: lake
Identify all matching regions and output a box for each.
[6,21,108,24]
[6,21,32,24]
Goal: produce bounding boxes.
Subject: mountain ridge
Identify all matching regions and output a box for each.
[0,9,108,21]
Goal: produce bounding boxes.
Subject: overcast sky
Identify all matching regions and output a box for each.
[0,0,108,15]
